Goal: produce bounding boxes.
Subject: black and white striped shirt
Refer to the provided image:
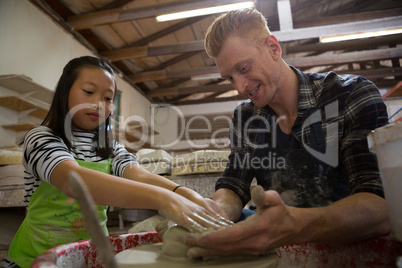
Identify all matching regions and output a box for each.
[22,125,138,206]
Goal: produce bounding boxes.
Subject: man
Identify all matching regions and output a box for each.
[185,8,391,258]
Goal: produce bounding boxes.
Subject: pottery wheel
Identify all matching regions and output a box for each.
[115,243,278,268]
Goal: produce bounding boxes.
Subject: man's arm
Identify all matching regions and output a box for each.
[212,188,244,222]
[292,192,390,244]
[186,190,390,258]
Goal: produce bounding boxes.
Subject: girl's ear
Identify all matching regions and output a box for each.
[265,35,282,60]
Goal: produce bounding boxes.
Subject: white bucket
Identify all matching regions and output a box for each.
[367,121,402,241]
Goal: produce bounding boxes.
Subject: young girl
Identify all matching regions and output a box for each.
[6,56,227,268]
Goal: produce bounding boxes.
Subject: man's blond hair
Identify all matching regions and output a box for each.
[204,8,271,58]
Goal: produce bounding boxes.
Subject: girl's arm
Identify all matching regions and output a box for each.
[122,163,227,217]
[50,160,229,231]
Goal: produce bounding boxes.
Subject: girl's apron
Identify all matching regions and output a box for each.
[8,159,111,268]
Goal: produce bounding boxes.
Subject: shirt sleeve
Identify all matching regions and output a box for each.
[23,126,75,184]
[111,141,139,177]
[216,104,255,207]
[341,77,388,197]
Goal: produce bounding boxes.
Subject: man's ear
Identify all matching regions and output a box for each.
[266,35,281,60]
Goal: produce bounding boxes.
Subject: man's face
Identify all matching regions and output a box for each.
[215,35,282,108]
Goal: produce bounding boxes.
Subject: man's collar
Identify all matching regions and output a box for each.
[289,66,318,114]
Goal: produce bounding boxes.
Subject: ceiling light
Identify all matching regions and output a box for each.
[191,73,222,80]
[320,28,402,43]
[156,1,255,22]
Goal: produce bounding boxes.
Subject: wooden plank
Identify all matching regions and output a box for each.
[288,47,402,68]
[66,0,248,30]
[294,8,402,28]
[126,122,160,135]
[67,8,121,30]
[130,66,217,83]
[148,84,232,97]
[173,94,247,105]
[383,81,402,99]
[2,123,36,132]
[101,46,148,62]
[131,48,402,82]
[0,164,25,207]
[129,16,207,47]
[0,75,53,104]
[273,16,402,42]
[0,96,48,120]
[100,31,402,62]
[172,162,227,176]
[0,149,22,165]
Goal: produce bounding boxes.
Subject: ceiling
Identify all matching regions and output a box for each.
[30,0,402,106]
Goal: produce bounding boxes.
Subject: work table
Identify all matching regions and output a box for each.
[32,232,402,267]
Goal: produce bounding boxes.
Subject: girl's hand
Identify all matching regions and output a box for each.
[158,192,233,233]
[174,186,229,219]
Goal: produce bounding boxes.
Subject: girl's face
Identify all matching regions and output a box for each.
[68,67,115,131]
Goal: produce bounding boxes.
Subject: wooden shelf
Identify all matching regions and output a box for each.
[0,96,48,119]
[126,121,160,135]
[2,123,37,131]
[383,81,402,99]
[0,74,53,104]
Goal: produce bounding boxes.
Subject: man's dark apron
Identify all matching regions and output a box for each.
[253,114,349,208]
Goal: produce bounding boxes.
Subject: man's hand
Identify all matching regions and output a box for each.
[185,189,391,258]
[185,190,301,258]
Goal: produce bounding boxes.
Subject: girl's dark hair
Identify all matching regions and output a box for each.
[41,56,116,159]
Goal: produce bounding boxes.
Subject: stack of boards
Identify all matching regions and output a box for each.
[171,150,230,176]
[0,147,24,207]
[136,149,173,175]
[136,149,230,176]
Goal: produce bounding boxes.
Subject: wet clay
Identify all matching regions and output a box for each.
[161,225,191,258]
[117,223,278,267]
[115,243,279,268]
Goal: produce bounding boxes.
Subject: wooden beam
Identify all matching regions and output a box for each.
[101,46,148,62]
[173,95,247,105]
[129,16,207,47]
[100,33,402,62]
[130,66,218,83]
[101,41,204,62]
[337,67,402,80]
[294,8,402,28]
[148,84,233,97]
[289,47,402,68]
[67,0,248,30]
[129,48,402,82]
[154,68,402,100]
[277,0,293,31]
[286,34,402,54]
[382,81,402,99]
[273,16,402,42]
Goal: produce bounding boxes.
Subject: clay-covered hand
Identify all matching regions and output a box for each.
[174,187,230,219]
[158,193,233,233]
[185,190,301,258]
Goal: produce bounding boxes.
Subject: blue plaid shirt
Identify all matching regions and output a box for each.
[216,66,388,207]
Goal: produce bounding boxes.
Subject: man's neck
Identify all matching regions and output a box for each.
[270,64,299,134]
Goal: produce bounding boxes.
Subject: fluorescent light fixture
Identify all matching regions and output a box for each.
[320,28,402,43]
[156,1,255,22]
[191,73,222,80]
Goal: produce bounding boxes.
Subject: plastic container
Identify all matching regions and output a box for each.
[368,121,402,241]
